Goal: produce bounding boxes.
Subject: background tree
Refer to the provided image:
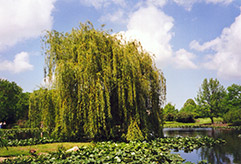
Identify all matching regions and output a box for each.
[163,103,178,121]
[195,78,226,124]
[0,79,26,125]
[33,22,166,141]
[224,84,241,111]
[180,98,197,117]
[16,92,30,121]
[223,84,241,125]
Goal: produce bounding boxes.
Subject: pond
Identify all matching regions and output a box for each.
[163,128,241,164]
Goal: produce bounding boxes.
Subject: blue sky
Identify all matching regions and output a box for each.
[0,0,241,109]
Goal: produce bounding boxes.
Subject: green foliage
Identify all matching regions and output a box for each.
[222,84,241,125]
[0,129,8,150]
[180,99,198,118]
[33,22,166,141]
[164,103,177,114]
[225,84,241,110]
[164,117,241,129]
[178,99,196,123]
[126,120,144,141]
[183,99,196,108]
[16,92,30,122]
[29,90,42,128]
[0,142,91,157]
[0,78,28,125]
[2,128,44,140]
[2,137,225,164]
[165,113,176,121]
[223,109,241,126]
[29,88,55,132]
[176,112,195,123]
[196,78,226,124]
[6,137,58,147]
[163,103,178,121]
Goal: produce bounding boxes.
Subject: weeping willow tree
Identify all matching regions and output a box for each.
[29,88,56,132]
[39,22,166,140]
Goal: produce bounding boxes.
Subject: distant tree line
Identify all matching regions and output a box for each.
[163,78,241,125]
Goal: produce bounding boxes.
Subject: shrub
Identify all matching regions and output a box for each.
[0,130,8,150]
[6,137,58,147]
[2,128,46,140]
[176,113,195,123]
[164,113,176,121]
[223,109,241,126]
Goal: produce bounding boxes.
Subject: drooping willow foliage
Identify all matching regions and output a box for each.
[29,88,55,132]
[30,22,166,141]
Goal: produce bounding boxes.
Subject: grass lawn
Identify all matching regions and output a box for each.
[164,117,224,127]
[0,142,92,157]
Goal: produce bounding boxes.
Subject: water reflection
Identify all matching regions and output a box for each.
[164,128,241,164]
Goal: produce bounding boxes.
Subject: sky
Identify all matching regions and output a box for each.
[0,0,241,109]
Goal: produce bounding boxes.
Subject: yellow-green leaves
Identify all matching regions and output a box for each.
[39,22,166,140]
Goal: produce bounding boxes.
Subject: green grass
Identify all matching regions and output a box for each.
[0,142,92,157]
[164,117,224,127]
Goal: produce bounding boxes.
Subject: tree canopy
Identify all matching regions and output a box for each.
[29,22,166,141]
[0,79,29,125]
[225,84,241,111]
[163,103,177,114]
[180,98,197,117]
[223,84,241,125]
[195,78,226,123]
[163,103,177,121]
[183,99,196,109]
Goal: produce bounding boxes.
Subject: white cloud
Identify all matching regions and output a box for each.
[80,0,126,9]
[82,0,128,25]
[173,0,233,11]
[81,0,232,11]
[173,0,199,11]
[115,2,198,70]
[205,0,233,5]
[0,0,56,50]
[99,9,126,24]
[174,49,197,69]
[189,39,221,52]
[120,5,174,67]
[0,52,34,73]
[190,9,241,78]
[147,0,168,7]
